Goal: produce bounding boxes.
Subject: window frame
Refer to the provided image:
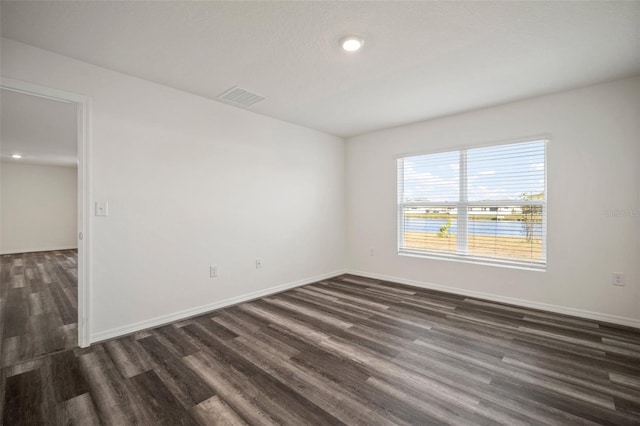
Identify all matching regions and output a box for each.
[397,137,548,270]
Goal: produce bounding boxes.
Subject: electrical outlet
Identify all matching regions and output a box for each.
[255,259,262,269]
[369,247,375,256]
[612,272,625,286]
[95,201,108,216]
[210,266,217,278]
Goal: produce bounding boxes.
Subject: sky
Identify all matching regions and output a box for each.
[401,140,545,203]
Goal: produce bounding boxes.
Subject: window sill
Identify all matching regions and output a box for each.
[398,250,546,272]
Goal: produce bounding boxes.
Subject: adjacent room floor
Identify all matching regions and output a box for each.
[0,250,78,368]
[1,270,639,425]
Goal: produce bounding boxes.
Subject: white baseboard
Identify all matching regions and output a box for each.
[90,269,347,344]
[1,246,78,255]
[347,269,640,329]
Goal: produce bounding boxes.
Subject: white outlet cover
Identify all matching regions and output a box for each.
[612,272,625,286]
[95,201,108,216]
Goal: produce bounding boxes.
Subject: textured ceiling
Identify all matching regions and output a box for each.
[0,89,77,166]
[1,1,639,137]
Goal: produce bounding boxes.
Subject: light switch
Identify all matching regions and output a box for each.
[95,201,108,216]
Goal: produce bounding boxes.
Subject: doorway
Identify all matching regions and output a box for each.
[0,78,90,353]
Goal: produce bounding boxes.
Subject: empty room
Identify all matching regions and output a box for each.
[1,1,639,425]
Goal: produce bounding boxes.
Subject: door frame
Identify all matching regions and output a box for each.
[1,77,91,347]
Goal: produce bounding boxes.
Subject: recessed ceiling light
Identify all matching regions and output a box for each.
[340,36,364,52]
[11,154,22,159]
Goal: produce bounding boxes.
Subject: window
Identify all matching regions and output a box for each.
[397,139,547,269]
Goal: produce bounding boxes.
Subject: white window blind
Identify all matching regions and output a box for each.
[398,139,547,269]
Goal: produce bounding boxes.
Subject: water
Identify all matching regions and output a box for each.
[403,217,542,238]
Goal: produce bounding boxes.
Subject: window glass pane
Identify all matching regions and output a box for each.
[467,141,545,202]
[401,206,457,254]
[467,205,544,263]
[400,151,459,203]
[398,139,546,268]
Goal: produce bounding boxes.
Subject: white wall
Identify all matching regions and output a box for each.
[1,38,346,341]
[1,161,78,254]
[347,76,640,326]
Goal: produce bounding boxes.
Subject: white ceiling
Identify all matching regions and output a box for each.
[1,88,77,167]
[1,1,639,138]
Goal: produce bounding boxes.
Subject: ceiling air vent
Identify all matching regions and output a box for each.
[217,86,264,107]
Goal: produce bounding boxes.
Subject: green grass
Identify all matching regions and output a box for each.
[404,231,542,261]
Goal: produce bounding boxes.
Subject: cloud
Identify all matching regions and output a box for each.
[530,163,544,171]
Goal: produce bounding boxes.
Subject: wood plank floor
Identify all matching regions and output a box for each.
[2,268,640,425]
[0,250,78,370]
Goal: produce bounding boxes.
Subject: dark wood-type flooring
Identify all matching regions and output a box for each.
[0,250,78,369]
[1,255,640,425]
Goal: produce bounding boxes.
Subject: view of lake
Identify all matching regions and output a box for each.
[404,218,543,238]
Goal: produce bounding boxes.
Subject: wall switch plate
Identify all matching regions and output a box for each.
[612,272,625,286]
[255,259,262,269]
[369,247,375,256]
[95,201,108,216]
[210,266,217,278]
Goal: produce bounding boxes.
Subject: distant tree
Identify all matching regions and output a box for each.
[521,192,543,241]
[438,219,452,238]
